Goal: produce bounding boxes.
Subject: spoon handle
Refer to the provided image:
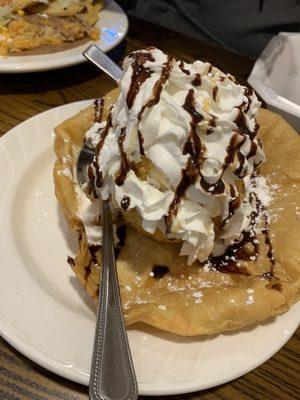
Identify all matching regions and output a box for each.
[83,44,123,82]
[89,200,138,400]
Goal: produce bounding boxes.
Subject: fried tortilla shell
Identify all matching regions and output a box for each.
[53,88,300,336]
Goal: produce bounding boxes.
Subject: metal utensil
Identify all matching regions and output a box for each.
[83,43,123,81]
[77,45,138,400]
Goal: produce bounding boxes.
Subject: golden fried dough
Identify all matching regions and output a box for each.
[53,89,300,336]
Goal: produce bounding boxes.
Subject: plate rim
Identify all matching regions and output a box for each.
[0,0,128,73]
[0,101,299,396]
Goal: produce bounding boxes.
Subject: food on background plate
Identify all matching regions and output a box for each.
[0,0,104,55]
[54,47,300,336]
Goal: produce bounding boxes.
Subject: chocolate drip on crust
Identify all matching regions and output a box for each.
[89,245,100,266]
[115,224,127,259]
[116,225,127,247]
[208,256,250,275]
[115,127,130,186]
[81,245,100,285]
[205,200,259,275]
[152,265,169,279]
[67,256,75,267]
[94,98,104,122]
[126,52,155,109]
[262,215,275,271]
[204,173,277,283]
[221,207,259,266]
[254,187,277,280]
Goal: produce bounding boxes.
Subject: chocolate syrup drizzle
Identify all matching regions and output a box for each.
[191,73,201,86]
[89,245,100,266]
[87,111,113,197]
[87,164,98,199]
[206,174,277,286]
[152,265,169,279]
[139,55,173,117]
[67,256,75,267]
[200,177,225,195]
[163,77,263,241]
[89,50,175,199]
[115,128,130,186]
[121,195,130,210]
[87,51,264,258]
[136,55,174,155]
[212,86,218,102]
[179,60,190,75]
[235,109,257,141]
[126,52,155,110]
[94,98,104,122]
[221,185,241,229]
[115,225,127,259]
[165,89,204,232]
[83,56,274,289]
[206,117,216,135]
[138,130,145,156]
[79,245,99,285]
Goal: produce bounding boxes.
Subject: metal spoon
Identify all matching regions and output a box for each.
[77,44,138,400]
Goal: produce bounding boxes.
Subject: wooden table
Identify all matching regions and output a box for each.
[0,16,299,400]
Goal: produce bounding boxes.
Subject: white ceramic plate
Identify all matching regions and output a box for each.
[0,102,299,396]
[0,0,128,73]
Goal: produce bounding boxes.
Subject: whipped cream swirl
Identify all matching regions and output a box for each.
[86,47,265,265]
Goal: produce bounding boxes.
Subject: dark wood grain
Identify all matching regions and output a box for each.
[0,15,299,400]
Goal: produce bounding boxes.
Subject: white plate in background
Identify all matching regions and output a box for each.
[0,0,128,73]
[0,102,299,396]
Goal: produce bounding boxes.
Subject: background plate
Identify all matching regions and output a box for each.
[0,0,128,73]
[0,101,299,396]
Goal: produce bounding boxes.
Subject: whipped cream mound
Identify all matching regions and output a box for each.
[86,47,265,265]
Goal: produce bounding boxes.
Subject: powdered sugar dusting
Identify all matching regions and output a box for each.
[247,174,274,208]
[246,295,254,305]
[58,167,72,179]
[192,291,203,304]
[158,305,167,310]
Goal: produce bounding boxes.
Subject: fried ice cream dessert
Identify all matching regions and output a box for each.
[54,48,300,336]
